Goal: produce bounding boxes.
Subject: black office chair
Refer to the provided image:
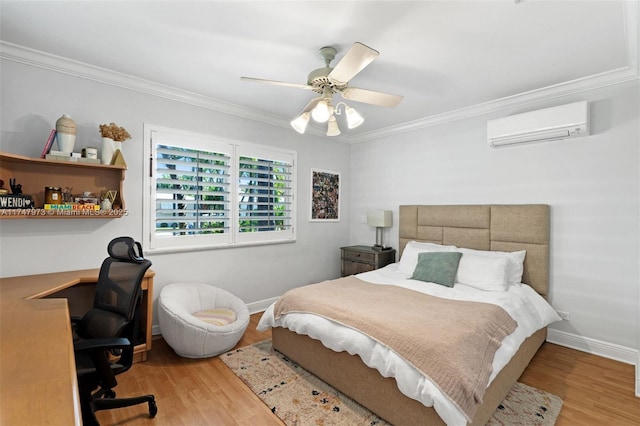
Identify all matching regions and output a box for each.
[72,236,157,425]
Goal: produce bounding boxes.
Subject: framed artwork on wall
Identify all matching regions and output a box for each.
[310,168,340,222]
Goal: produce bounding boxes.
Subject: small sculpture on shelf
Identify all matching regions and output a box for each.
[100,197,112,210]
[9,178,22,194]
[101,189,118,210]
[1,178,33,209]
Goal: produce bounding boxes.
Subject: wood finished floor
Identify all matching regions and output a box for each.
[97,313,639,426]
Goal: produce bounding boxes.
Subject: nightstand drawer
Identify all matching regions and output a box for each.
[342,251,375,263]
[340,245,396,277]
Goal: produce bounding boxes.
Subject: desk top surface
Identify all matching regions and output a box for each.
[0,268,154,425]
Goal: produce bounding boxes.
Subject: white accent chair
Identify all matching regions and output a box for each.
[158,283,250,358]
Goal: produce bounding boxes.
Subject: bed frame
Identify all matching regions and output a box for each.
[273,204,550,425]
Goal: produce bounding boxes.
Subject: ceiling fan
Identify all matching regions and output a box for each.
[241,42,403,136]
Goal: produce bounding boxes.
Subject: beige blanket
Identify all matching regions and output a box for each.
[274,276,517,421]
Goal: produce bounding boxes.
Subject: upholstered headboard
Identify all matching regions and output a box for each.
[399,205,550,297]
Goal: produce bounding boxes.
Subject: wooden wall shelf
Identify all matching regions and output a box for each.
[0,151,126,219]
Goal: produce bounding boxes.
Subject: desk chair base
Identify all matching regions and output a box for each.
[81,391,157,426]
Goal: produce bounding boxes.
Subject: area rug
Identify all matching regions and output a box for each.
[221,340,562,426]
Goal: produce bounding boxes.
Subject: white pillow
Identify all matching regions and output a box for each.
[455,253,509,291]
[457,248,526,284]
[398,241,457,275]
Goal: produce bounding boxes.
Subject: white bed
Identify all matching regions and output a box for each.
[259,262,559,425]
[258,204,559,425]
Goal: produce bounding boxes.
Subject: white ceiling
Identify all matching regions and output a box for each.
[0,1,637,142]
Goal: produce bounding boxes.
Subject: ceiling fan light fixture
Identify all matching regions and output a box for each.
[242,42,402,136]
[291,112,310,134]
[326,115,341,136]
[311,100,331,123]
[345,106,364,129]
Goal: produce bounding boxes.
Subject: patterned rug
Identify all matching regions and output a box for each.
[221,340,562,426]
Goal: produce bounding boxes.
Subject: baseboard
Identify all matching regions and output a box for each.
[547,328,637,365]
[247,296,279,315]
[637,353,640,397]
[151,296,278,336]
[549,329,639,399]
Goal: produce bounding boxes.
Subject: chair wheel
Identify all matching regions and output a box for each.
[149,400,158,417]
[105,390,116,398]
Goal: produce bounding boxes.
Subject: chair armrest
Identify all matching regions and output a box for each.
[70,315,82,324]
[74,337,130,353]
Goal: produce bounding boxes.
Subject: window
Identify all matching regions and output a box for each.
[236,145,294,243]
[143,125,296,252]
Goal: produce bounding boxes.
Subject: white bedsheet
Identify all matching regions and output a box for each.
[257,263,561,426]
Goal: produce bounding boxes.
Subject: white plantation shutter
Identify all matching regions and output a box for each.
[154,147,231,234]
[237,145,294,243]
[144,126,296,252]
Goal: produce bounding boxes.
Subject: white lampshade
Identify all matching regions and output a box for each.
[367,210,392,227]
[345,106,364,129]
[311,100,331,123]
[290,112,310,134]
[326,115,341,136]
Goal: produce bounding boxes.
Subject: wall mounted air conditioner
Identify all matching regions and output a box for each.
[487,101,589,148]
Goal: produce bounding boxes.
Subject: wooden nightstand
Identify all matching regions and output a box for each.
[340,245,396,277]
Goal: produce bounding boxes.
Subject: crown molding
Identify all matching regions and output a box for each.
[347,65,639,144]
[0,41,292,126]
[1,0,637,144]
[0,40,337,141]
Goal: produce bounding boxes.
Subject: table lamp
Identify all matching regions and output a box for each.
[367,210,393,251]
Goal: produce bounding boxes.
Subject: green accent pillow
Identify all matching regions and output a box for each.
[410,251,463,287]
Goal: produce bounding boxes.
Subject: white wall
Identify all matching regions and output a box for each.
[1,55,638,366]
[349,80,640,360]
[0,59,351,324]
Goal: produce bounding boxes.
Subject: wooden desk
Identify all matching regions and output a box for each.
[0,268,155,425]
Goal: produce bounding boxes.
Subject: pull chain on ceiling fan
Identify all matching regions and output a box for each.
[241,42,403,136]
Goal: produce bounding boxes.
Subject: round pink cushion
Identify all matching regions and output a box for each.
[192,308,237,326]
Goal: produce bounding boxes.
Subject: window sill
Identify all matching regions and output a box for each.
[145,238,296,255]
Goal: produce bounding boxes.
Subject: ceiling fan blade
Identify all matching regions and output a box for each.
[341,87,403,107]
[241,76,313,91]
[328,42,379,85]
[299,97,322,113]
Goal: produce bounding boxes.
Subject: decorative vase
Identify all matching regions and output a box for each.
[56,114,77,153]
[100,198,112,210]
[101,137,115,164]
